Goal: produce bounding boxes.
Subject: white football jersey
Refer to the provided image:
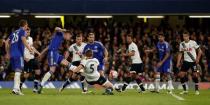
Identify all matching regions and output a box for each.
[80,58,100,82]
[24,36,35,60]
[69,42,86,62]
[128,42,142,64]
[179,40,199,62]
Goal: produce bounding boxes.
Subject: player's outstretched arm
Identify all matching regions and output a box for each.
[123,50,135,57]
[32,46,41,56]
[144,47,156,53]
[21,36,33,53]
[40,46,49,56]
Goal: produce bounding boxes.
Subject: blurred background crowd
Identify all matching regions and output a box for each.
[0,16,210,82]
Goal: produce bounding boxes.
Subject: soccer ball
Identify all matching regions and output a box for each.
[110,70,118,79]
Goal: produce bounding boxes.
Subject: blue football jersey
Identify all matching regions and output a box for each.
[157,41,172,63]
[9,28,26,57]
[48,32,64,51]
[83,41,105,63]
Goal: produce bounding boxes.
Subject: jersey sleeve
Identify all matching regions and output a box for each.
[19,29,26,38]
[69,45,73,52]
[95,58,100,66]
[80,59,87,67]
[193,41,200,49]
[98,42,105,52]
[129,44,135,52]
[30,37,33,45]
[165,42,170,53]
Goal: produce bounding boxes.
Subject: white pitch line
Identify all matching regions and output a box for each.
[170,93,185,101]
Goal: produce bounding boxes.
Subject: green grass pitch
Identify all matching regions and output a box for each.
[0,89,209,105]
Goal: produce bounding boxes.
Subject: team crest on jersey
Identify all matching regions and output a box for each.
[94,46,98,49]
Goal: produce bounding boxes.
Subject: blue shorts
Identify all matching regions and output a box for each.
[10,56,24,72]
[48,51,64,67]
[157,61,172,73]
[97,62,104,71]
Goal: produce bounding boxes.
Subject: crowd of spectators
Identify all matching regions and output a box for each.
[0,18,210,82]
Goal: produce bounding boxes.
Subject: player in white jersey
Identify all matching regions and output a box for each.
[20,27,41,93]
[70,49,114,95]
[59,34,88,93]
[117,34,145,93]
[176,31,202,95]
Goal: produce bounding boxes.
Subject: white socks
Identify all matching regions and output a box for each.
[155,78,160,91]
[41,72,52,86]
[155,74,161,91]
[13,72,21,91]
[168,80,173,91]
[82,80,88,91]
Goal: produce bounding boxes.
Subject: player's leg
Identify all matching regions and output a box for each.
[20,72,29,91]
[11,57,24,95]
[30,59,41,93]
[39,66,56,87]
[134,64,145,93]
[179,61,189,94]
[166,73,173,93]
[98,63,105,77]
[117,64,138,92]
[41,52,73,86]
[59,61,77,92]
[153,71,160,93]
[78,74,88,93]
[59,71,72,92]
[33,69,41,93]
[99,77,114,95]
[192,64,200,95]
[59,71,80,92]
[20,60,30,91]
[163,62,173,93]
[117,72,132,92]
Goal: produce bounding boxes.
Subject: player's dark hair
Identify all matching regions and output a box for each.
[183,31,190,35]
[64,30,72,35]
[158,32,165,37]
[76,34,82,38]
[19,19,28,27]
[85,49,93,57]
[127,34,133,38]
[88,32,95,37]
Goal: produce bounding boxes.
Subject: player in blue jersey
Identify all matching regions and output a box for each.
[5,20,33,95]
[83,33,108,77]
[37,27,73,94]
[145,33,173,93]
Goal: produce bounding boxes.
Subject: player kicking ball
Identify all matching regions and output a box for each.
[70,49,114,95]
[37,27,72,94]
